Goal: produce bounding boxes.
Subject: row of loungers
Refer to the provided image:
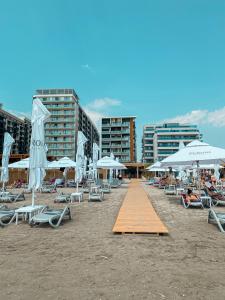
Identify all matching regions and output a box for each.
[0,205,71,229]
[0,192,25,203]
[162,184,225,233]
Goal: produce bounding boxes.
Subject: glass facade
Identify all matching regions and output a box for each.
[142,123,202,163]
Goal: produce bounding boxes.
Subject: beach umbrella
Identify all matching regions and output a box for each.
[83,155,87,178]
[92,143,100,180]
[9,157,30,169]
[48,157,76,168]
[88,157,93,179]
[161,140,225,189]
[177,141,186,181]
[115,157,120,177]
[161,140,225,167]
[28,99,51,206]
[0,132,14,190]
[9,157,51,169]
[214,164,220,181]
[75,131,88,191]
[146,161,177,172]
[97,156,126,169]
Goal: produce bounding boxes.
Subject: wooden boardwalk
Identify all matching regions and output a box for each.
[113,180,168,234]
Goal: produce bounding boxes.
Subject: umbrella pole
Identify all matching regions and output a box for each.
[2,182,5,191]
[32,188,35,206]
[76,181,78,193]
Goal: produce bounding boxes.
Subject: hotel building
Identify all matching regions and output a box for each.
[33,89,99,160]
[0,104,31,155]
[101,116,136,163]
[142,123,202,163]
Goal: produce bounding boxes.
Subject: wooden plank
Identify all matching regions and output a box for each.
[112,179,168,234]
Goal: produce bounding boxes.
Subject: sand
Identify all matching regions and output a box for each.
[1,181,225,300]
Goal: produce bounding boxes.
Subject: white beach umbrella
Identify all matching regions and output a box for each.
[9,157,51,169]
[75,131,88,191]
[83,155,87,178]
[9,157,30,169]
[0,132,14,189]
[97,156,126,169]
[214,164,221,181]
[28,99,51,206]
[88,157,93,178]
[92,143,100,180]
[115,157,120,177]
[177,141,186,181]
[161,141,225,167]
[146,161,177,172]
[48,157,76,168]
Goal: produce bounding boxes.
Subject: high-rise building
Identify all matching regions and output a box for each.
[0,104,31,155]
[142,123,202,163]
[101,116,136,163]
[33,89,99,160]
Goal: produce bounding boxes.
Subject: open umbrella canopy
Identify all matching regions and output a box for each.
[0,132,14,185]
[161,140,225,167]
[9,157,51,169]
[146,161,177,172]
[48,157,76,168]
[97,156,126,169]
[9,157,30,169]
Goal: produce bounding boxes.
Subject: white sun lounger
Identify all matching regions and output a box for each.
[0,206,16,227]
[30,206,72,228]
[208,209,225,232]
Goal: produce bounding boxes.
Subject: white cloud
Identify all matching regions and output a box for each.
[88,98,121,110]
[164,106,225,127]
[84,97,122,126]
[81,64,94,73]
[7,109,31,119]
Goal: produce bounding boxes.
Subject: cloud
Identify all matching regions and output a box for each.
[84,97,122,126]
[88,98,121,110]
[164,106,225,127]
[7,109,31,119]
[81,64,94,73]
[84,108,105,127]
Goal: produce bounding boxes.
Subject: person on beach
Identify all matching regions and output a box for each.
[186,188,199,202]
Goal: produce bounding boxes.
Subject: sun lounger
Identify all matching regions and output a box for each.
[204,187,225,206]
[0,192,25,203]
[54,193,71,203]
[30,206,72,228]
[109,179,120,188]
[0,206,16,227]
[181,194,204,209]
[101,183,111,194]
[164,185,176,195]
[208,209,225,232]
[41,185,57,193]
[88,187,103,202]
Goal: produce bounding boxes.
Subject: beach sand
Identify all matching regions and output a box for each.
[1,182,225,300]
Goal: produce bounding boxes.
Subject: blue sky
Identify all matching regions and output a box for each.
[0,0,225,160]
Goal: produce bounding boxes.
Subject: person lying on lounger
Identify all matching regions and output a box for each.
[186,189,199,202]
[205,182,225,201]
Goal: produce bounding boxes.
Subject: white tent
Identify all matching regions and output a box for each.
[161,140,225,167]
[0,132,14,189]
[28,99,51,206]
[48,157,76,168]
